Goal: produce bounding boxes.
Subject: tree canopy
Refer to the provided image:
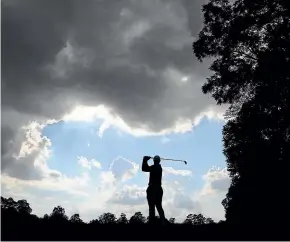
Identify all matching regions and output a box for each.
[193,0,290,224]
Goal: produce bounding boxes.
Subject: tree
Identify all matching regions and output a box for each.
[193,0,290,224]
[193,0,290,109]
[183,214,206,225]
[194,214,206,225]
[169,218,176,224]
[1,197,17,211]
[205,217,215,224]
[69,213,83,224]
[129,212,146,224]
[89,219,100,225]
[98,212,116,224]
[50,206,68,221]
[183,214,195,224]
[16,199,32,214]
[117,213,128,224]
[1,197,32,214]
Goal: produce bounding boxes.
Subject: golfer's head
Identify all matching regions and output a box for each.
[153,155,161,165]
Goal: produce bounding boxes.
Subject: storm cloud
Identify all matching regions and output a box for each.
[1,0,225,180]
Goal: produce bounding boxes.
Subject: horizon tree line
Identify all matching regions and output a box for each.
[1,196,219,225]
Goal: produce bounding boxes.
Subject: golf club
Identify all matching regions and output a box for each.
[161,158,187,165]
[150,156,187,165]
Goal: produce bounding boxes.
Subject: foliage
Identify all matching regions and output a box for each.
[98,212,117,224]
[0,195,217,227]
[183,213,206,225]
[193,0,290,224]
[70,213,84,224]
[129,211,146,224]
[1,196,32,214]
[50,205,69,222]
[3,196,240,240]
[89,219,100,225]
[169,217,176,224]
[117,213,128,224]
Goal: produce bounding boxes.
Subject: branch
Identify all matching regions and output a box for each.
[234,50,259,61]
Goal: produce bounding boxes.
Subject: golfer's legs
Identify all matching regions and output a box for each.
[156,187,165,220]
[148,200,155,221]
[146,187,155,221]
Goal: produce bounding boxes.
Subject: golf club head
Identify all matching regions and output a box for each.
[184,161,187,165]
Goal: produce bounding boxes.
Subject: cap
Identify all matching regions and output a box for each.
[153,155,161,162]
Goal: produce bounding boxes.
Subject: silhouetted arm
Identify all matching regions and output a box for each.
[142,156,151,172]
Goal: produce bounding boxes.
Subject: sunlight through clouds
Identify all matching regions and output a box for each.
[62,104,225,138]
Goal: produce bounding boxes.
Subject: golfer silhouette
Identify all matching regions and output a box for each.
[142,155,166,224]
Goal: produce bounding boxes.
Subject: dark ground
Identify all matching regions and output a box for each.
[2,219,289,241]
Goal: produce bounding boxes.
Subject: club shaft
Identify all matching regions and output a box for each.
[161,158,186,162]
[149,156,187,163]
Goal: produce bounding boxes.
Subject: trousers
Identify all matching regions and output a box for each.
[146,185,165,221]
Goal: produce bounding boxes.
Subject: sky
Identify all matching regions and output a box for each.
[1,0,231,223]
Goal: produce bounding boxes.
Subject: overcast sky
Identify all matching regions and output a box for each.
[1,0,230,222]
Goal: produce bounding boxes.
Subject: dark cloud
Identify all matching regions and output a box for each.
[1,0,74,118]
[1,128,43,180]
[2,0,223,180]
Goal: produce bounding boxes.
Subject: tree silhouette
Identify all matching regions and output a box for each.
[193,0,290,225]
[98,212,116,224]
[205,217,215,224]
[89,219,100,225]
[50,206,68,222]
[169,217,176,224]
[129,211,146,224]
[2,195,288,240]
[16,199,32,214]
[117,213,128,224]
[183,214,195,224]
[1,197,17,211]
[195,214,206,225]
[70,213,83,224]
[183,214,207,225]
[1,197,32,215]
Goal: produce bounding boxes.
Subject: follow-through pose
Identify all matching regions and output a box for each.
[142,155,166,224]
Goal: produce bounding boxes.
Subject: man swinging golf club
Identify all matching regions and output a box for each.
[142,155,167,225]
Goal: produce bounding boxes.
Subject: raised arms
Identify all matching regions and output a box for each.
[142,156,152,172]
